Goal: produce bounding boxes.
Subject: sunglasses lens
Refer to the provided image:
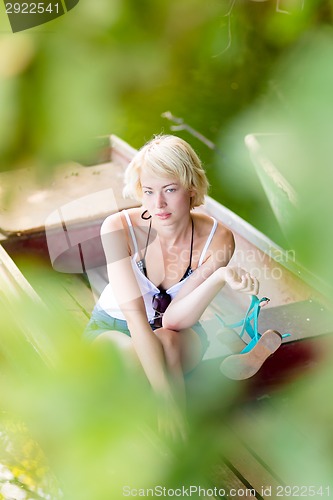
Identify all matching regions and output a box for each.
[152,292,171,314]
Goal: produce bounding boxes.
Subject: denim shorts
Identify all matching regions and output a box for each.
[83,305,209,355]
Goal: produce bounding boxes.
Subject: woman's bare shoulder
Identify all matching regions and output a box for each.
[101,211,123,233]
[101,208,142,233]
[215,220,234,242]
[125,207,145,225]
[210,220,235,266]
[193,212,234,264]
[193,212,233,239]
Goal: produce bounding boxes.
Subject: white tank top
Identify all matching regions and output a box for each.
[98,210,218,322]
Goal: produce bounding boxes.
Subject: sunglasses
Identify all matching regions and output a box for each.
[152,290,171,328]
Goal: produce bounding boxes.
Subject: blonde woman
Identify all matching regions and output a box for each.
[84,135,259,439]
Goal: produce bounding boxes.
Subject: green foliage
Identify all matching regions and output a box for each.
[0,278,237,499]
[1,0,333,498]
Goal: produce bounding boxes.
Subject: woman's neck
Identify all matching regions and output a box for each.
[153,215,193,248]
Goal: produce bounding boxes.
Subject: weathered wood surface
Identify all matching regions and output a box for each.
[1,134,332,381]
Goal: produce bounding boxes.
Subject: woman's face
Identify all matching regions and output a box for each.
[140,169,193,223]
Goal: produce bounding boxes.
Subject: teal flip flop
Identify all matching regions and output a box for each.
[216,296,290,380]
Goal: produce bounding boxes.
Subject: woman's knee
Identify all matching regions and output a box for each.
[155,327,181,351]
[179,328,204,374]
[155,328,183,369]
[93,330,133,353]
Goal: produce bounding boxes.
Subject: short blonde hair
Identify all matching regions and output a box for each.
[123,135,209,209]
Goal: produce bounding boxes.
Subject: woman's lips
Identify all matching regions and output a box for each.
[156,213,171,220]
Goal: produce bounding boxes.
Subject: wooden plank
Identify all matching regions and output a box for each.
[24,264,95,327]
[226,394,333,495]
[0,245,55,366]
[59,274,95,323]
[210,419,287,499]
[211,461,259,498]
[228,402,323,490]
[222,426,283,498]
[0,245,42,303]
[0,160,138,237]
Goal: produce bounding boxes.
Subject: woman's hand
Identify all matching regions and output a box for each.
[157,395,188,442]
[222,266,259,295]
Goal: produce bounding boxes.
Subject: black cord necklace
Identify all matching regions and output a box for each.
[179,217,194,281]
[137,217,194,282]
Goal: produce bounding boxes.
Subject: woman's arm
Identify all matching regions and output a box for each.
[162,227,259,330]
[163,265,258,330]
[100,213,176,398]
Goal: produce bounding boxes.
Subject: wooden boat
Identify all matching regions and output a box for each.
[1,135,333,499]
[1,134,332,396]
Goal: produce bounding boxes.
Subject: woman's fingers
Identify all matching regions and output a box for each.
[158,407,188,442]
[226,268,260,295]
[242,273,259,294]
[252,276,260,295]
[241,273,260,295]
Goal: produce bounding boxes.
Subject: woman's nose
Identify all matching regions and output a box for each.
[156,192,166,208]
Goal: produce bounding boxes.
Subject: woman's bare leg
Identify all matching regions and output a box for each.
[153,327,203,411]
[93,328,202,432]
[93,327,203,374]
[93,330,140,370]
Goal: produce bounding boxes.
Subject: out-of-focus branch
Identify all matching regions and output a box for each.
[161,111,216,150]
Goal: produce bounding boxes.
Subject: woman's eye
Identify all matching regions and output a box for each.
[166,188,176,193]
[143,190,153,195]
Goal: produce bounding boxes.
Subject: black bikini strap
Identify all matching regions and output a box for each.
[188,217,194,269]
[179,217,194,282]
